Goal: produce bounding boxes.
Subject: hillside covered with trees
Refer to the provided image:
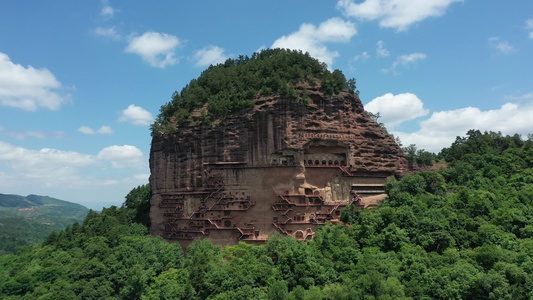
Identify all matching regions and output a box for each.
[151,49,357,136]
[0,194,89,255]
[1,130,533,299]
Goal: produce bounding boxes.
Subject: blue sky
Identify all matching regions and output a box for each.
[0,0,532,209]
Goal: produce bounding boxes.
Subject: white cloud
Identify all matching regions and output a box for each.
[5,130,66,140]
[314,18,357,42]
[272,17,357,67]
[77,126,94,134]
[100,0,114,19]
[0,142,145,181]
[0,141,96,183]
[383,52,427,72]
[97,125,114,134]
[0,52,69,111]
[488,37,515,54]
[337,0,462,31]
[504,93,533,102]
[365,93,429,130]
[125,31,180,68]
[354,51,370,62]
[97,145,144,168]
[11,131,44,140]
[128,173,150,183]
[134,173,150,181]
[392,101,533,152]
[526,19,533,39]
[376,40,390,57]
[496,41,514,54]
[94,26,121,40]
[118,104,154,126]
[256,45,267,54]
[0,141,148,207]
[27,131,48,139]
[78,125,114,135]
[393,53,427,68]
[193,46,229,67]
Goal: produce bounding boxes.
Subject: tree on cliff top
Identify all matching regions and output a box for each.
[151,48,357,136]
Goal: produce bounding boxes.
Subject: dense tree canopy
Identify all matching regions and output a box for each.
[123,184,151,228]
[151,49,357,136]
[2,130,533,299]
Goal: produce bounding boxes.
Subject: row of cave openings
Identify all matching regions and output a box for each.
[271,146,349,167]
[305,159,346,166]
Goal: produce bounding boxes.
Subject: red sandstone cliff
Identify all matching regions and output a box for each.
[149,86,407,244]
[150,87,406,191]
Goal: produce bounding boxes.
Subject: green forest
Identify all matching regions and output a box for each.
[1,130,533,299]
[151,49,357,136]
[0,194,89,255]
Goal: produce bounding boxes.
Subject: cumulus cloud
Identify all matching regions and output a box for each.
[383,52,427,73]
[376,40,390,57]
[526,19,533,39]
[78,125,114,135]
[365,93,429,130]
[392,101,533,152]
[337,0,462,31]
[118,104,154,126]
[488,37,515,54]
[0,141,96,183]
[94,26,121,40]
[0,52,69,111]
[193,46,229,67]
[272,17,357,67]
[125,31,180,68]
[0,139,148,209]
[78,126,97,135]
[97,145,144,168]
[0,141,147,193]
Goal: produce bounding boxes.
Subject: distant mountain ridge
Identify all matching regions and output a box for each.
[0,193,89,254]
[0,193,88,213]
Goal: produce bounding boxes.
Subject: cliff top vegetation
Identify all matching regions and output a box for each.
[151,48,357,136]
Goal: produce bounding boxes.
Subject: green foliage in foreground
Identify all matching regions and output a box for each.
[151,48,357,136]
[2,130,533,299]
[122,184,151,228]
[0,207,187,300]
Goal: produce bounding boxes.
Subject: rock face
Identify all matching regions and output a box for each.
[149,87,407,247]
